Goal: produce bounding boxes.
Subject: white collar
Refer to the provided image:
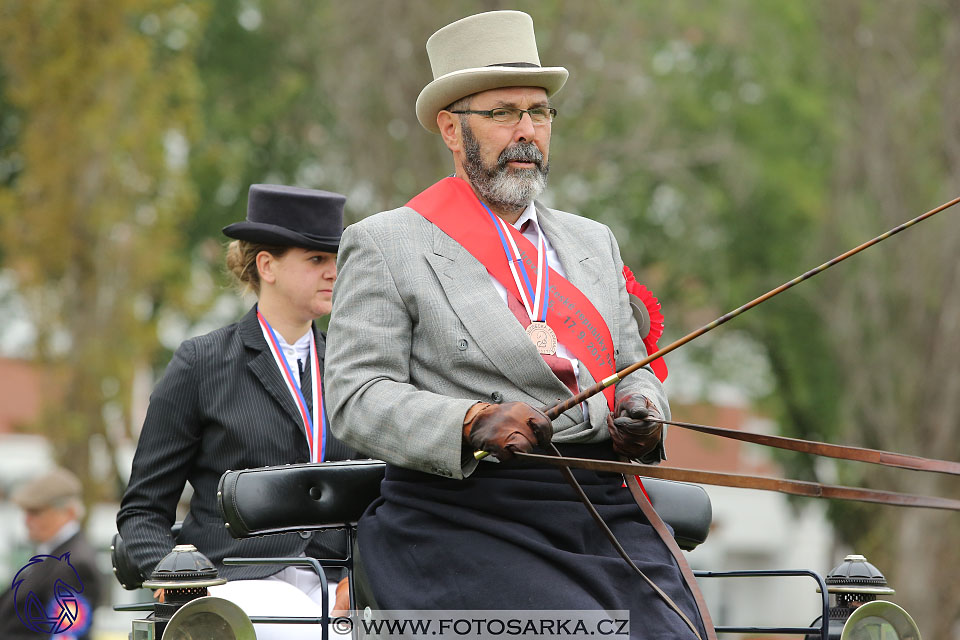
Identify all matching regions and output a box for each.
[512,202,539,231]
[290,329,312,351]
[272,328,311,358]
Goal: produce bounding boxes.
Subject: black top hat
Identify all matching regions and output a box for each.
[222,184,345,252]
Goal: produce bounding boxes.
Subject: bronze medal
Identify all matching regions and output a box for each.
[526,322,558,355]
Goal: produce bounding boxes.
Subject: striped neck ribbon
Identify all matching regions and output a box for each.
[257,309,325,462]
[482,202,549,323]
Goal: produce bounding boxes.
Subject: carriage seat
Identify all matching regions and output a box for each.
[112,460,712,591]
[110,522,183,590]
[216,459,712,551]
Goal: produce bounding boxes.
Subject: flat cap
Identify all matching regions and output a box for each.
[12,467,83,510]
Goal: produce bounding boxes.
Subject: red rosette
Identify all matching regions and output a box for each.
[622,265,668,382]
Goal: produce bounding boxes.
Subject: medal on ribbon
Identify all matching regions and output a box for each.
[257,310,326,462]
[483,202,558,355]
[409,178,618,409]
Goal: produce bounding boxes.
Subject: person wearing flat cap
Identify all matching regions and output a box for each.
[325,10,713,639]
[0,467,102,640]
[117,184,358,638]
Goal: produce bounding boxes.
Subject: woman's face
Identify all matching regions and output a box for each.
[265,248,338,319]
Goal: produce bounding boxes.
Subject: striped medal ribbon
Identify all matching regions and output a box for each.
[482,203,557,355]
[257,310,325,462]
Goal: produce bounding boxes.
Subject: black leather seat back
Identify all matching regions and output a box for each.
[217,459,386,538]
[216,460,711,550]
[643,478,712,551]
[113,463,711,591]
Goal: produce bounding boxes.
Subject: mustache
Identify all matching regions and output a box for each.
[497,143,544,169]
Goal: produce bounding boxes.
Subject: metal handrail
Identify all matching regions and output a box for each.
[693,568,829,640]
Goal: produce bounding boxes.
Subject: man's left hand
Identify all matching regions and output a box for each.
[607,395,662,459]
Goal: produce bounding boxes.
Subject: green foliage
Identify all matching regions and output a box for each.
[532,3,843,477]
[0,0,206,495]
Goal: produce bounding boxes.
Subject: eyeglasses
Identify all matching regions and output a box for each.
[449,106,557,126]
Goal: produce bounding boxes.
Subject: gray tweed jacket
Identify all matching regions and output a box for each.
[325,200,669,479]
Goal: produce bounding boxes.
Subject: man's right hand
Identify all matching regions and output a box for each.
[463,401,552,460]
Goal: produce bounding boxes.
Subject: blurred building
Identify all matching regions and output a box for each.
[0,358,52,579]
[0,357,134,640]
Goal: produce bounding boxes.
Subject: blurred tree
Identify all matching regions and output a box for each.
[0,0,206,502]
[537,3,842,471]
[813,2,960,634]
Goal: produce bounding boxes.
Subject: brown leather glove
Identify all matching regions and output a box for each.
[463,401,552,461]
[607,395,663,459]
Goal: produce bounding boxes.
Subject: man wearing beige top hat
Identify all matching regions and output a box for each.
[326,10,712,639]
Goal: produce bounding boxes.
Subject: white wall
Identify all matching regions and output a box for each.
[686,485,837,634]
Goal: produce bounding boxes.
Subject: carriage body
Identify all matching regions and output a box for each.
[112,460,919,640]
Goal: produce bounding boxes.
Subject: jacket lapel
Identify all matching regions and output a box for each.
[313,325,328,425]
[536,204,611,424]
[240,307,307,430]
[425,224,575,409]
[535,203,603,301]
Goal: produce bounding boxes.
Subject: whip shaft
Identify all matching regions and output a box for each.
[545,195,960,419]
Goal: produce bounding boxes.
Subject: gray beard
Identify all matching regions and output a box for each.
[461,120,549,214]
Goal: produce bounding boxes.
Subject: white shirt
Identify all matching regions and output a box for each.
[488,202,588,420]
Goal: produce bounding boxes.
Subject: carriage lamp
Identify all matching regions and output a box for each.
[131,544,254,640]
[807,554,921,640]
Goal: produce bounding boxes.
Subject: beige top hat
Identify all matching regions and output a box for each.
[416,10,568,133]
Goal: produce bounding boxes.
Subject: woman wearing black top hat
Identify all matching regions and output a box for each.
[117,184,356,636]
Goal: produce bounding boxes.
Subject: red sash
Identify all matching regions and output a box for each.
[408,177,616,409]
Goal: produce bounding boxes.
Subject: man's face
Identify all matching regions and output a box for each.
[23,505,72,544]
[454,86,552,213]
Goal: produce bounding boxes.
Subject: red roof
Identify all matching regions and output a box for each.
[0,357,44,434]
[663,402,779,476]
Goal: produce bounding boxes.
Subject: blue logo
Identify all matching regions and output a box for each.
[12,552,91,636]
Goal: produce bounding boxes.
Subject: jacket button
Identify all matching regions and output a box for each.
[457,339,468,351]
[490,391,503,403]
[299,531,311,539]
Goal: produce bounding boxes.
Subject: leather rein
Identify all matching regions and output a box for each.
[476,196,960,637]
[479,194,960,508]
[518,450,960,511]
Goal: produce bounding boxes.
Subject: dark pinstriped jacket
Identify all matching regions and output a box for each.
[117,305,357,581]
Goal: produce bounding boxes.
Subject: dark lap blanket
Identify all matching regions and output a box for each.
[357,443,707,640]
